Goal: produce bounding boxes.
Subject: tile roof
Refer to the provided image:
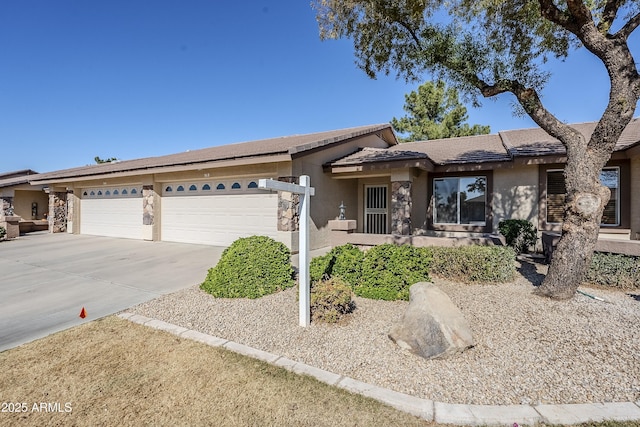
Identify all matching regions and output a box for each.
[500,118,640,157]
[330,119,640,169]
[329,147,429,166]
[389,134,511,165]
[31,124,395,182]
[0,170,40,188]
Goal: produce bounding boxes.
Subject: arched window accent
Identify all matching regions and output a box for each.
[90,191,95,196]
[202,184,211,191]
[105,190,111,196]
[176,186,184,192]
[97,190,103,196]
[122,189,128,195]
[83,191,88,196]
[165,186,172,192]
[248,181,258,189]
[231,182,241,189]
[216,183,225,190]
[113,189,119,195]
[189,184,197,191]
[131,188,138,194]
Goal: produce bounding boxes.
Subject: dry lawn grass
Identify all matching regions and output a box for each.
[0,316,433,427]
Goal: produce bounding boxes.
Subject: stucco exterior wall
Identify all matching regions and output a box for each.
[491,166,539,232]
[13,189,49,220]
[292,134,389,249]
[631,156,640,240]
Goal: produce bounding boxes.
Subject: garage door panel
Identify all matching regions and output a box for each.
[81,198,142,239]
[161,194,278,246]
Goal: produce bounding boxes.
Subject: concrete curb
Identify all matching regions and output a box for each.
[118,313,640,426]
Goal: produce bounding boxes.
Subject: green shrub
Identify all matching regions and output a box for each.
[498,219,537,253]
[310,277,354,323]
[356,244,432,301]
[310,244,364,286]
[200,235,295,298]
[584,252,640,290]
[0,226,5,240]
[430,245,516,283]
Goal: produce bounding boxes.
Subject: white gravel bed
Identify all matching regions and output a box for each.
[127,259,640,406]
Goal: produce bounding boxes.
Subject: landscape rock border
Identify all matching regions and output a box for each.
[118,313,640,426]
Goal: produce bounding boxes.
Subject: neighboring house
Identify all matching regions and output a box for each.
[18,120,640,251]
[0,170,49,238]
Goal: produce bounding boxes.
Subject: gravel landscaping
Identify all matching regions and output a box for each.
[127,258,640,406]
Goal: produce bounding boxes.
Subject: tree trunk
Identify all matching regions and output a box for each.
[535,163,611,300]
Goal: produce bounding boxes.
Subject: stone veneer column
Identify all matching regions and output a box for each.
[1,196,14,218]
[142,185,155,241]
[391,181,412,235]
[48,192,67,233]
[277,176,300,232]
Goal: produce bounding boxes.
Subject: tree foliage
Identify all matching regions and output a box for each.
[313,0,640,300]
[94,156,118,164]
[391,80,490,141]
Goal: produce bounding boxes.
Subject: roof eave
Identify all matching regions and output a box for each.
[30,153,292,185]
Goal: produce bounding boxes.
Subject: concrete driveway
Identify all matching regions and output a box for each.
[0,232,225,352]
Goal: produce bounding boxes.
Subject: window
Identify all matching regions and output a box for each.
[176,186,184,192]
[189,184,197,191]
[600,168,620,225]
[202,184,211,191]
[546,168,619,226]
[165,186,172,193]
[113,189,119,195]
[546,170,566,223]
[83,191,88,196]
[97,190,103,196]
[131,189,138,194]
[216,183,225,190]
[105,190,111,196]
[248,181,258,189]
[231,182,241,189]
[433,176,486,225]
[122,189,128,195]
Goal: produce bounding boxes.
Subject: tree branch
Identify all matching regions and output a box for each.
[598,0,623,33]
[397,20,422,47]
[615,12,640,39]
[538,0,574,30]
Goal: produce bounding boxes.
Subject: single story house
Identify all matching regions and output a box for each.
[5,120,640,252]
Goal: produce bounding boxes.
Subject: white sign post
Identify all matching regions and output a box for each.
[258,176,315,327]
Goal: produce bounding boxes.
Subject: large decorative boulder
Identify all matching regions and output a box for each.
[388,282,474,359]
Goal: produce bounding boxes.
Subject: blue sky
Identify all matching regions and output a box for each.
[0,1,629,172]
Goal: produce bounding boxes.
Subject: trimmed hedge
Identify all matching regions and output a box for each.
[309,243,517,301]
[200,235,295,298]
[310,243,364,286]
[429,246,516,283]
[356,244,432,301]
[585,252,640,290]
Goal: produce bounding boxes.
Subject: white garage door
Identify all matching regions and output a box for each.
[161,180,278,246]
[80,187,143,239]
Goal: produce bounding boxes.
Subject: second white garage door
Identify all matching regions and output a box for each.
[161,184,279,246]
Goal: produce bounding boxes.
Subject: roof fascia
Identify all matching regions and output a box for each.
[30,154,292,185]
[326,158,433,175]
